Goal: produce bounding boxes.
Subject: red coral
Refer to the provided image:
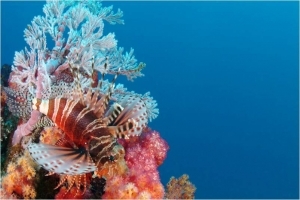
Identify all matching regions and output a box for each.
[103,128,169,199]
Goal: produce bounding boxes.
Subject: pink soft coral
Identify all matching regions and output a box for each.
[103,128,169,199]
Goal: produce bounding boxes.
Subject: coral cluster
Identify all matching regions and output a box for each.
[103,128,169,199]
[1,64,19,142]
[0,99,18,142]
[1,0,196,199]
[1,64,20,173]
[165,174,197,199]
[1,150,38,199]
[4,0,158,146]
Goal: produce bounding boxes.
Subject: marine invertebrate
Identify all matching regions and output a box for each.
[103,129,169,199]
[1,64,19,146]
[165,174,197,199]
[1,151,38,199]
[0,95,19,142]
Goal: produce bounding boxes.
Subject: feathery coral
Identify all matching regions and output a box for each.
[4,0,158,145]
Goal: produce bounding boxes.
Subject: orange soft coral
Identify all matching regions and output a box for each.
[1,151,38,199]
[103,129,169,199]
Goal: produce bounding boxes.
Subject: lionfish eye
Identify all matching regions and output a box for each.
[109,155,114,162]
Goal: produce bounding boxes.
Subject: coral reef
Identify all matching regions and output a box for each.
[165,174,197,199]
[1,93,19,171]
[1,64,20,172]
[1,150,39,199]
[103,128,169,199]
[1,0,197,199]
[0,100,19,142]
[1,64,12,87]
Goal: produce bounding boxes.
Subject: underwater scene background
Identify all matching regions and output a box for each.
[1,1,299,199]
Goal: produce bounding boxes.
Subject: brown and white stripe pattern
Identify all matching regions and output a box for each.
[29,60,149,177]
[30,94,138,175]
[32,97,113,147]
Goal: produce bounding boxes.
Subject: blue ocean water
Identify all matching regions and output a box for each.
[1,1,299,199]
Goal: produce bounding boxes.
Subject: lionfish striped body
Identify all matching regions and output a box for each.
[28,92,146,169]
[27,68,148,196]
[33,97,114,157]
[34,98,109,145]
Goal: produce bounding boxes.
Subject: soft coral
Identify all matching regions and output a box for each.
[103,128,169,199]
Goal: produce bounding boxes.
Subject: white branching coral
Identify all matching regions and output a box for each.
[4,0,159,145]
[10,0,139,97]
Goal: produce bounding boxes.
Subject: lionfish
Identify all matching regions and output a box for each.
[26,63,148,196]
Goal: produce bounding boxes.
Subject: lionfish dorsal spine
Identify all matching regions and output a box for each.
[97,57,108,90]
[103,103,124,125]
[86,68,120,118]
[106,118,138,139]
[98,71,119,114]
[68,63,85,104]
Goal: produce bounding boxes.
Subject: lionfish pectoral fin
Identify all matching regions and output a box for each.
[27,143,96,175]
[54,175,68,190]
[45,171,56,176]
[107,118,138,139]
